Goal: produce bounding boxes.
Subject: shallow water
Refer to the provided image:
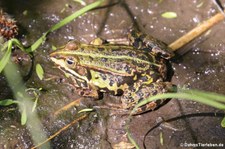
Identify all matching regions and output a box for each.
[0,0,225,148]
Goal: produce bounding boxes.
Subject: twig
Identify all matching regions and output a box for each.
[31,114,88,149]
[169,10,225,51]
[54,98,82,117]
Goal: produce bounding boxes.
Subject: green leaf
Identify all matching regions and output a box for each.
[11,38,26,52]
[52,45,57,51]
[160,132,163,146]
[26,33,47,53]
[31,89,40,112]
[36,63,44,80]
[0,38,27,72]
[221,117,225,127]
[32,97,38,112]
[0,99,19,106]
[21,108,27,125]
[161,12,177,19]
[78,108,94,113]
[0,41,12,73]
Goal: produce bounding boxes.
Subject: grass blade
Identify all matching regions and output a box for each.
[49,0,104,32]
[0,41,12,73]
[11,38,26,52]
[181,89,225,103]
[0,38,28,72]
[127,129,140,149]
[4,61,50,147]
[78,108,94,113]
[0,99,19,106]
[36,63,44,80]
[27,0,104,52]
[32,96,39,112]
[21,107,27,125]
[221,117,225,127]
[26,33,47,53]
[131,90,225,115]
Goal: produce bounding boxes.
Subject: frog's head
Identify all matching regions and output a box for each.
[49,41,89,82]
[50,41,80,68]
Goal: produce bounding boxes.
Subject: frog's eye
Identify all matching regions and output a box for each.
[65,57,76,66]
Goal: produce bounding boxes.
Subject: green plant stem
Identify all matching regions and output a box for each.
[26,0,104,52]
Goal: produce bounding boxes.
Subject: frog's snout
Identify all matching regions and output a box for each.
[49,51,57,57]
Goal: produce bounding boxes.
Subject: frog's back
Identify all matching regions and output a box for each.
[76,44,161,76]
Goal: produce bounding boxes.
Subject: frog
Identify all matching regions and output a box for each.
[50,30,175,115]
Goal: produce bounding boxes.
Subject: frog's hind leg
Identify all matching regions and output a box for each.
[122,82,176,115]
[135,82,176,115]
[128,29,174,59]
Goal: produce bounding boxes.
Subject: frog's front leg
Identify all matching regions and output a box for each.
[121,82,175,115]
[69,76,100,99]
[128,29,174,59]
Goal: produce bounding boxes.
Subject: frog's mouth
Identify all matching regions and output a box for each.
[50,56,88,82]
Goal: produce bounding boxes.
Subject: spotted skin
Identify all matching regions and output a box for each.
[50,30,175,114]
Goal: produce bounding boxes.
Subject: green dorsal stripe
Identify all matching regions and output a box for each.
[54,51,160,67]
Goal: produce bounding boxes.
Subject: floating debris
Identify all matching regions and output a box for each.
[0,10,18,40]
[161,11,177,19]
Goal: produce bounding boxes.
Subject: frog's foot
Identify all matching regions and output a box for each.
[76,88,100,99]
[69,76,100,99]
[132,99,165,115]
[55,79,100,99]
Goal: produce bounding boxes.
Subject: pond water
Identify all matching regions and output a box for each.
[0,0,225,148]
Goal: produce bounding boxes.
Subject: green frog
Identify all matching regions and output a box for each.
[50,30,175,114]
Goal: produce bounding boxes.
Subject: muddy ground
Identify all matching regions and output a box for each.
[0,0,225,148]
